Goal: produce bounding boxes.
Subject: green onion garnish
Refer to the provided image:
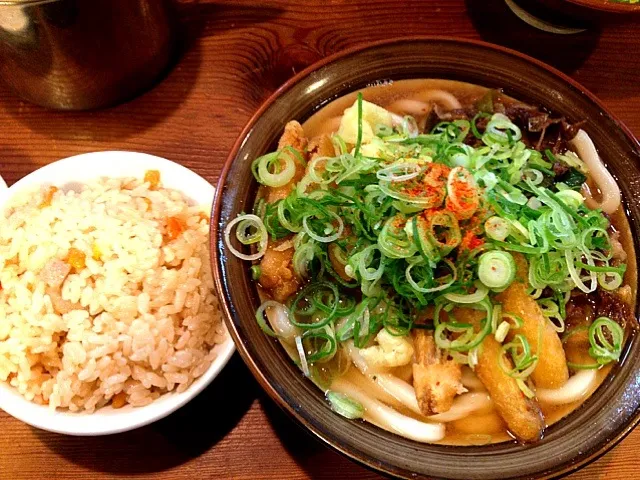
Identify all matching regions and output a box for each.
[587,317,624,365]
[225,98,629,389]
[565,317,625,370]
[326,391,365,419]
[250,265,261,280]
[477,251,516,290]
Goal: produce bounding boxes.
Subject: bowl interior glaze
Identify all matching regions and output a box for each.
[212,38,640,480]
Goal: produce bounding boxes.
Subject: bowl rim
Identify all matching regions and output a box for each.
[0,151,235,436]
[563,0,640,13]
[212,36,640,479]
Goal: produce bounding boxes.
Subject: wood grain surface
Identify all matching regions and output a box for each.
[0,1,638,479]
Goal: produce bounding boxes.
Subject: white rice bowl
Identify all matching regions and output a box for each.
[0,152,234,435]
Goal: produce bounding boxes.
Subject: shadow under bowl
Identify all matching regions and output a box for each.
[211,37,640,480]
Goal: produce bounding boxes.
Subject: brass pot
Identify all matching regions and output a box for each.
[0,0,175,110]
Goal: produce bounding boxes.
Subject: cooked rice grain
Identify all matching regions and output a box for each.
[0,177,226,412]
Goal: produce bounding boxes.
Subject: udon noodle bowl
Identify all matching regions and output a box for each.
[224,79,637,445]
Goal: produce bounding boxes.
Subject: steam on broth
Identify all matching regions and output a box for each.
[224,79,637,445]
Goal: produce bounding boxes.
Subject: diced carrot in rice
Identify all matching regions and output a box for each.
[39,186,58,208]
[144,170,161,189]
[67,248,86,271]
[111,392,127,409]
[166,216,185,241]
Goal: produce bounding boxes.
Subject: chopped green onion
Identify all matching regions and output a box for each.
[477,251,516,290]
[295,336,310,377]
[588,317,624,365]
[242,96,628,391]
[406,257,456,294]
[555,189,584,209]
[412,211,461,263]
[351,244,386,281]
[484,113,522,145]
[255,301,280,337]
[303,210,344,243]
[444,282,489,304]
[517,379,536,399]
[495,321,511,343]
[354,92,364,158]
[303,325,337,363]
[375,124,393,137]
[434,297,493,352]
[499,334,538,380]
[326,391,365,419]
[537,298,565,333]
[379,179,445,208]
[471,112,491,138]
[289,282,340,329]
[224,214,268,261]
[378,215,418,259]
[252,147,300,187]
[523,168,544,186]
[484,216,510,242]
[598,272,623,291]
[292,239,317,278]
[250,265,261,280]
[376,163,423,183]
[565,317,625,370]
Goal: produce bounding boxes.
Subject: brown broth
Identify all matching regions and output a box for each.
[267,79,637,445]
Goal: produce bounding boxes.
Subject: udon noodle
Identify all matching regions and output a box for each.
[570,130,621,214]
[225,79,636,445]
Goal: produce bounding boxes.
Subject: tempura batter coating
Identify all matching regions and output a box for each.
[308,134,335,159]
[260,121,308,298]
[412,329,464,415]
[456,308,545,442]
[258,239,299,303]
[266,121,308,203]
[496,282,569,389]
[475,335,545,442]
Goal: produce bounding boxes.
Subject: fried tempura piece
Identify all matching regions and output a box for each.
[476,335,545,442]
[278,120,308,153]
[258,238,299,303]
[455,308,545,443]
[562,328,592,366]
[412,329,464,415]
[308,134,335,159]
[258,122,309,298]
[266,121,308,204]
[496,282,569,389]
[512,252,529,284]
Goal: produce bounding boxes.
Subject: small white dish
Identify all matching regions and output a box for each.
[0,151,235,436]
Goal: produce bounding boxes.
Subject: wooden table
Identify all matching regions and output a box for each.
[0,1,638,478]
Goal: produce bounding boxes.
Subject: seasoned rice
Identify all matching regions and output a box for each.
[0,175,226,411]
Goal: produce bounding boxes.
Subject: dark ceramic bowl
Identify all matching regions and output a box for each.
[550,0,640,14]
[212,37,640,480]
[518,0,640,18]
